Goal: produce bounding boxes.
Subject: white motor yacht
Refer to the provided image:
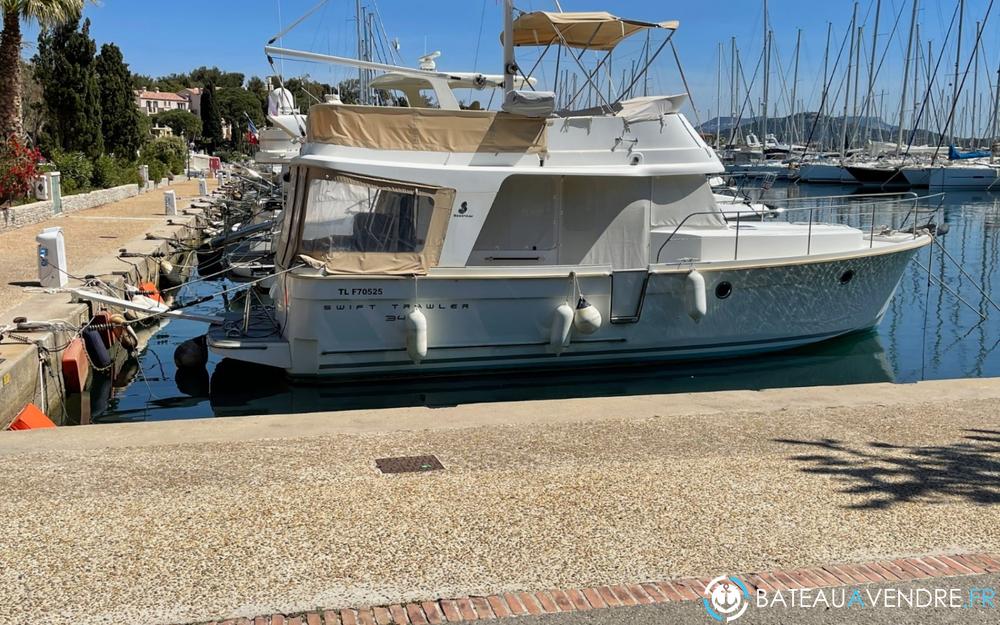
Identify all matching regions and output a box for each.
[208,6,932,378]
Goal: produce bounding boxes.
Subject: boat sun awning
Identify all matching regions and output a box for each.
[505,11,679,51]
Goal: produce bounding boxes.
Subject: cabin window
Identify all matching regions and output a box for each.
[300,177,435,255]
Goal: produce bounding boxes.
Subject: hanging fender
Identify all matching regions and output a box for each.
[550,303,574,354]
[573,297,602,334]
[406,309,428,364]
[686,270,707,321]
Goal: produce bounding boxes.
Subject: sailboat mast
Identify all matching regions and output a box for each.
[841,3,858,154]
[853,25,863,142]
[761,0,769,143]
[912,22,921,138]
[822,22,832,150]
[952,0,964,144]
[866,0,882,144]
[972,20,981,146]
[791,28,801,144]
[992,59,1000,161]
[355,0,364,104]
[897,0,919,155]
[716,42,723,150]
[730,37,737,128]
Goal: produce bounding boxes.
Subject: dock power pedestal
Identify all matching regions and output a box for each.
[36,226,68,288]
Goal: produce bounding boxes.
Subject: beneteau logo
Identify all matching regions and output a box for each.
[703,576,750,622]
[454,201,473,217]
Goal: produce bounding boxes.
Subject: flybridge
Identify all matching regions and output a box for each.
[263,0,683,114]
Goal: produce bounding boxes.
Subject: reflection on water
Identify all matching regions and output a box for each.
[83,184,1000,424]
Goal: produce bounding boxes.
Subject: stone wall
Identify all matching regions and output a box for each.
[0,184,141,233]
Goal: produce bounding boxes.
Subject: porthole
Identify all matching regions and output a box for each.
[715,281,733,299]
[839,270,855,284]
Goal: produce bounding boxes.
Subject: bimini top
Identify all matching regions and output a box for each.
[505,11,679,51]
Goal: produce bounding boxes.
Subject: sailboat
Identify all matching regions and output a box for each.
[207,5,932,378]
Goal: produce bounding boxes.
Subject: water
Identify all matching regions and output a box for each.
[82,183,1000,424]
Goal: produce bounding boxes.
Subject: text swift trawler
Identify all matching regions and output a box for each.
[209,4,933,378]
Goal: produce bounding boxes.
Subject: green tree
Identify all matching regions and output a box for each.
[95,43,141,157]
[199,80,222,153]
[0,0,91,138]
[189,66,243,89]
[217,88,264,126]
[246,75,268,117]
[33,15,103,158]
[140,135,185,175]
[286,75,334,110]
[152,108,201,141]
[19,58,43,141]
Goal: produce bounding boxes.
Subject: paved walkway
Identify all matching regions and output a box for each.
[0,379,997,625]
[0,178,214,317]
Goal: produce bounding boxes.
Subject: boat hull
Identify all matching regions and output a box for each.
[798,163,856,184]
[845,166,910,188]
[209,240,928,378]
[928,165,1000,190]
[901,167,931,188]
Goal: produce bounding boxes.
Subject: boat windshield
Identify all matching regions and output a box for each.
[301,176,436,255]
[283,168,456,276]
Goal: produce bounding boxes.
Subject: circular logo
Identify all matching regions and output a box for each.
[703,576,750,622]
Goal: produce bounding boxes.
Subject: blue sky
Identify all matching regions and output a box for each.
[20,1,1000,125]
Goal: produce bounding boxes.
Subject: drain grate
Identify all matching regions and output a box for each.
[375,455,444,474]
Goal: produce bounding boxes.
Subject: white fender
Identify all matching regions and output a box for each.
[686,270,707,321]
[406,309,428,364]
[550,303,574,354]
[573,297,602,334]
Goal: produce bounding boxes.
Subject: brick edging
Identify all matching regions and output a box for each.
[188,553,1000,625]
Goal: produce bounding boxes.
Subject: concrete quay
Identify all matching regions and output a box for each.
[0,377,996,625]
[0,177,216,428]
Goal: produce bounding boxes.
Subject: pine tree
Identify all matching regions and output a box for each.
[33,16,103,158]
[200,81,223,154]
[95,43,141,157]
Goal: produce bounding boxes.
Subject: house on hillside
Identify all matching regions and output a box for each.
[135,89,190,115]
[178,87,203,117]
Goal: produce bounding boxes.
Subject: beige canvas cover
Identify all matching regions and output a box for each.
[505,11,679,51]
[293,170,456,276]
[307,104,548,154]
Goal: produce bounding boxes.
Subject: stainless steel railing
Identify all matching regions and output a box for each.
[654,192,945,263]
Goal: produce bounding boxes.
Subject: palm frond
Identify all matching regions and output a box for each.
[7,0,94,28]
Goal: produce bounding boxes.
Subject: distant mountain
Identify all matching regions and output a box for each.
[695,112,947,147]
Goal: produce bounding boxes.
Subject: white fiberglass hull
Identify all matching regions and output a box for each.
[798,163,856,184]
[901,167,931,188]
[928,165,1000,190]
[209,239,927,378]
